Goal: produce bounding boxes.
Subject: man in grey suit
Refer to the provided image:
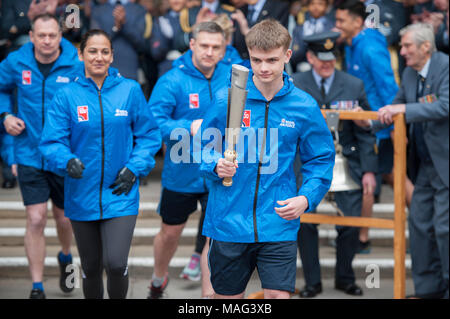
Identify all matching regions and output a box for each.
[373,23,449,299]
[292,31,378,297]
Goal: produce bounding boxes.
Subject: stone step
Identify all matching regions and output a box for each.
[0,245,411,279]
[0,200,400,219]
[0,220,409,247]
[0,276,415,299]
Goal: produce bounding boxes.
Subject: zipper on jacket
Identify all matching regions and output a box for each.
[41,79,46,169]
[203,77,213,192]
[207,78,212,100]
[98,89,105,219]
[252,101,270,242]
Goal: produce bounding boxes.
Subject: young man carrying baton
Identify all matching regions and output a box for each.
[200,19,335,299]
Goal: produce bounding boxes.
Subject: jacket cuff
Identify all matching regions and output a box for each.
[125,163,139,178]
[204,162,222,181]
[297,192,312,213]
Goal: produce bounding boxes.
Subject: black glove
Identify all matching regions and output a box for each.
[109,167,136,196]
[66,158,85,179]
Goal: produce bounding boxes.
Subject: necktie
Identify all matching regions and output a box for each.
[416,74,425,99]
[247,7,255,26]
[320,78,326,98]
[414,73,431,163]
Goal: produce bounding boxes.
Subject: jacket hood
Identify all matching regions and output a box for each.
[19,37,78,69]
[75,67,122,89]
[246,70,295,102]
[351,28,386,47]
[173,50,228,80]
[173,50,204,78]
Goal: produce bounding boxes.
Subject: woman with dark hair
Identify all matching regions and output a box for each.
[40,29,161,299]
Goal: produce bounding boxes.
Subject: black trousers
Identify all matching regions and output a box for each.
[70,214,137,299]
[298,190,362,286]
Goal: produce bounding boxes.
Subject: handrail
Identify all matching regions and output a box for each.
[299,110,407,299]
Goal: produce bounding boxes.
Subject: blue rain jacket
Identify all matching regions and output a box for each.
[200,71,335,243]
[0,38,83,170]
[148,50,231,193]
[39,68,161,221]
[345,28,398,139]
[0,126,14,166]
[222,45,243,66]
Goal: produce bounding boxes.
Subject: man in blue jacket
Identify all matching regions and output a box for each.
[200,19,335,299]
[0,13,82,299]
[335,0,399,251]
[147,21,229,299]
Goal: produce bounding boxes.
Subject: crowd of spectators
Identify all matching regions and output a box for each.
[1,0,447,93]
[0,0,448,200]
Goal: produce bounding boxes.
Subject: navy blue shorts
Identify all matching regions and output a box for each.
[208,240,297,295]
[158,187,208,225]
[17,164,64,209]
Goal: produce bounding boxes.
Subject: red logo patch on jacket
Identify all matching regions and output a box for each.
[22,70,32,85]
[242,110,251,127]
[77,105,89,122]
[189,93,199,109]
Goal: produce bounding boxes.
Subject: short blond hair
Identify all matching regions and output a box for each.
[212,14,234,42]
[245,19,291,51]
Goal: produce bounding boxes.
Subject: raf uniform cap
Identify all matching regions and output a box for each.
[303,31,341,61]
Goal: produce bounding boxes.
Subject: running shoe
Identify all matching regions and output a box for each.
[180,254,201,281]
[58,251,74,293]
[29,289,46,299]
[147,276,169,299]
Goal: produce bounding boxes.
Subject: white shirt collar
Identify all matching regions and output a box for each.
[203,0,219,13]
[109,0,129,5]
[312,69,335,90]
[418,57,431,79]
[169,10,179,18]
[248,0,267,19]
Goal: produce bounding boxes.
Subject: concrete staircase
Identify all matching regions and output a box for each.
[0,156,411,282]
